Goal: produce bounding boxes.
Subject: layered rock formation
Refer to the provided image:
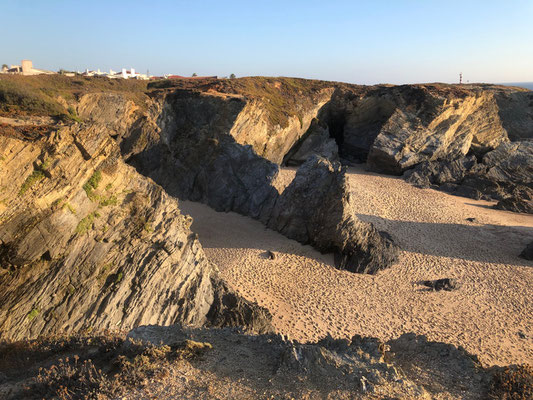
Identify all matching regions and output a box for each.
[120,90,398,274]
[127,90,280,222]
[1,76,531,343]
[118,79,532,217]
[366,87,508,174]
[0,121,271,341]
[267,156,398,273]
[404,141,533,213]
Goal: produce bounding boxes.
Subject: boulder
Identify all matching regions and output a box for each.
[400,142,533,213]
[268,156,398,274]
[403,155,478,188]
[495,186,533,214]
[420,278,459,291]
[483,141,533,186]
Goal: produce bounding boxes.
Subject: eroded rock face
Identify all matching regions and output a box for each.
[483,141,533,185]
[283,118,339,166]
[268,156,398,274]
[127,91,280,222]
[78,91,399,276]
[401,141,533,213]
[367,88,508,174]
[230,88,334,164]
[493,90,533,141]
[0,123,272,341]
[403,155,479,188]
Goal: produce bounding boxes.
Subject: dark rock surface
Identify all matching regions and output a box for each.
[494,186,533,214]
[268,156,398,274]
[123,93,400,275]
[283,118,339,166]
[483,141,533,185]
[403,155,478,188]
[519,241,533,260]
[400,141,533,213]
[420,278,459,291]
[128,91,280,223]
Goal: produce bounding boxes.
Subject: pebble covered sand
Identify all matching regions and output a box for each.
[180,166,533,367]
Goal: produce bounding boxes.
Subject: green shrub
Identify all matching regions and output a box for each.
[0,79,66,117]
[18,160,50,196]
[83,170,102,201]
[0,74,149,118]
[76,211,100,235]
[27,308,40,321]
[99,194,117,207]
[67,105,82,123]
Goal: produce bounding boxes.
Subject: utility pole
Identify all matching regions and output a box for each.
[459,72,463,85]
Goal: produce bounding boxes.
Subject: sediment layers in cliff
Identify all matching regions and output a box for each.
[0,113,271,341]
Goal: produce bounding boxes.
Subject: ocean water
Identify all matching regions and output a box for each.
[500,82,533,90]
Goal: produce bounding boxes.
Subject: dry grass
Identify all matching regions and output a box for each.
[0,333,212,400]
[0,75,148,119]
[0,123,55,141]
[149,76,337,128]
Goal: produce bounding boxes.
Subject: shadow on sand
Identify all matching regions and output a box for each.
[357,213,533,267]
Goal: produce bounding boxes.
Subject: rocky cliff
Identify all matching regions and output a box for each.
[118,88,398,274]
[0,114,271,341]
[142,78,533,214]
[1,75,531,338]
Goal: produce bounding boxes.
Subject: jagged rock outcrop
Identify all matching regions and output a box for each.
[404,155,479,188]
[124,92,398,273]
[0,123,272,341]
[127,90,280,222]
[229,87,334,164]
[146,77,336,165]
[493,89,533,141]
[494,185,533,214]
[268,156,398,273]
[402,141,533,213]
[366,87,508,174]
[123,324,494,399]
[483,141,533,185]
[285,84,528,177]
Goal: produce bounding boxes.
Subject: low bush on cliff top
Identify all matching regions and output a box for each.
[0,78,66,118]
[148,76,335,129]
[0,333,212,400]
[0,75,148,118]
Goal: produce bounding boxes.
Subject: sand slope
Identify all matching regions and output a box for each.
[180,166,533,366]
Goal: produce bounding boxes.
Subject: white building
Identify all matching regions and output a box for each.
[1,60,55,75]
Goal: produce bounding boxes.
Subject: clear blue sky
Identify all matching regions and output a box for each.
[2,0,532,84]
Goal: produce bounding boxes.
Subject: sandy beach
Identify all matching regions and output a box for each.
[180,165,533,367]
